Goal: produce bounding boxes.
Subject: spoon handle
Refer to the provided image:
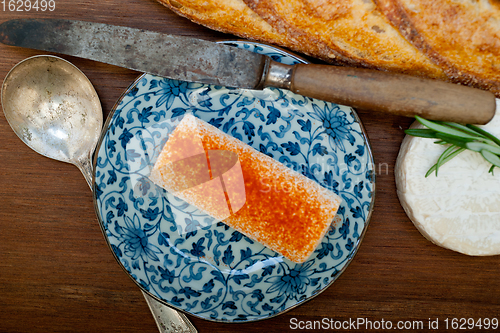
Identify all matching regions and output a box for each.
[75,156,94,188]
[142,291,198,333]
[75,155,198,333]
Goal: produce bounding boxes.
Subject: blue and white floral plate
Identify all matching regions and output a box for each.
[92,41,375,322]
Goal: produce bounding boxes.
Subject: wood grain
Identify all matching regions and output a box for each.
[1,1,499,332]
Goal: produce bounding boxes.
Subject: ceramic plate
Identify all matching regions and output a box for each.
[92,41,375,322]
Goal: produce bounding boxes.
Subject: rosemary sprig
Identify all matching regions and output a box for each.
[405,116,500,177]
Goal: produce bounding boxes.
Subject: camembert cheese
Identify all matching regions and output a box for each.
[395,101,500,255]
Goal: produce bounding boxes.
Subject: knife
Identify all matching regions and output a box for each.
[0,18,495,124]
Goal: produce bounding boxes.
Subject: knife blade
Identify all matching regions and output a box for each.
[0,18,266,88]
[0,18,496,124]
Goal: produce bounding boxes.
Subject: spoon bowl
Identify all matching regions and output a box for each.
[1,55,102,183]
[1,55,196,332]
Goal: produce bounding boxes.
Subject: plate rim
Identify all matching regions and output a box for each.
[91,40,377,323]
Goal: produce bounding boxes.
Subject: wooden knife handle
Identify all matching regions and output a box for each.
[264,62,496,124]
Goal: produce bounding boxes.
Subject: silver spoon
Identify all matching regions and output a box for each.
[1,55,197,333]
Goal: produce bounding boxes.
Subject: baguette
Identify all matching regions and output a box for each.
[242,0,447,78]
[156,0,327,59]
[375,0,500,95]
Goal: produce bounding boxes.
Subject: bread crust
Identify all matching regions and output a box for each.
[156,0,288,43]
[156,0,334,61]
[375,0,500,95]
[243,0,447,78]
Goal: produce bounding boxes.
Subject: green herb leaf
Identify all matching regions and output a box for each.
[466,142,500,155]
[425,147,466,177]
[415,116,481,140]
[434,132,474,149]
[489,165,496,174]
[441,122,484,138]
[481,150,500,168]
[435,145,455,176]
[406,116,500,176]
[467,124,500,146]
[404,128,438,138]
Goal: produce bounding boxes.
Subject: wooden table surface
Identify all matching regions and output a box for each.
[1,1,499,332]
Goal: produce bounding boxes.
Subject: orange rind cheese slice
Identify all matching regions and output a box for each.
[149,114,342,263]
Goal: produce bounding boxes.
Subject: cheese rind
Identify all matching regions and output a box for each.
[395,103,500,256]
[150,114,342,263]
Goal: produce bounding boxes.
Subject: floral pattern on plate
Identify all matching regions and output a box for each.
[93,41,375,322]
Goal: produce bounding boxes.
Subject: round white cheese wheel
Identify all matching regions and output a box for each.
[395,102,500,256]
